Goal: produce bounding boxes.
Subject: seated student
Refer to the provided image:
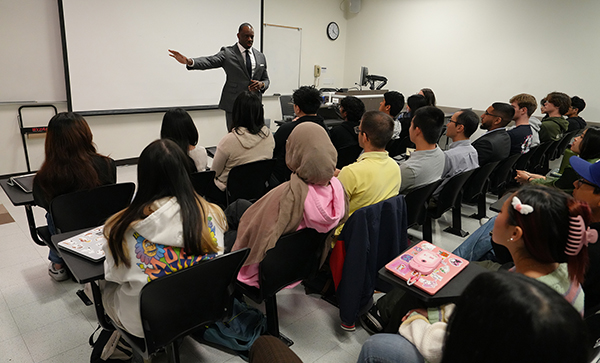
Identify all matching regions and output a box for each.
[515,127,600,194]
[33,112,116,281]
[362,185,591,340]
[358,271,590,363]
[101,139,226,338]
[336,111,401,234]
[398,106,446,193]
[329,96,365,150]
[231,122,346,287]
[566,95,587,132]
[507,93,536,154]
[539,92,570,143]
[570,156,600,314]
[396,94,429,146]
[211,91,275,192]
[160,108,207,172]
[272,86,329,183]
[432,109,479,197]
[418,87,436,107]
[378,91,405,140]
[472,102,513,165]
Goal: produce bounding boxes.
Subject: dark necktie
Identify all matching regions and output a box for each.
[245,49,252,78]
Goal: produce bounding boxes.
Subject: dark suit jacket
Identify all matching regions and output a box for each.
[472,128,511,165]
[188,44,269,113]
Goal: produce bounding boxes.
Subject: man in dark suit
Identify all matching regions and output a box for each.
[472,103,513,165]
[169,23,269,131]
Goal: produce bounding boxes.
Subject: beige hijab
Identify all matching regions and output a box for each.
[232,122,338,266]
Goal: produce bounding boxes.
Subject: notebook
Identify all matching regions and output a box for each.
[206,146,217,158]
[8,174,35,193]
[385,241,469,295]
[58,226,107,262]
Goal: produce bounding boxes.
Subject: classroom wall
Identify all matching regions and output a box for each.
[0,0,348,175]
[5,0,597,176]
[343,0,600,121]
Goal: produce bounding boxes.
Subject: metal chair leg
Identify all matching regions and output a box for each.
[265,295,293,346]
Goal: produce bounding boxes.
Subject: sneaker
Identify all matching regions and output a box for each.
[359,306,384,335]
[340,322,356,332]
[48,262,68,281]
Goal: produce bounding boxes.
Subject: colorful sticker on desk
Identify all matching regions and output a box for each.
[385,241,469,295]
[57,226,107,261]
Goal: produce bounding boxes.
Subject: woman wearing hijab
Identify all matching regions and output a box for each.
[230,122,347,287]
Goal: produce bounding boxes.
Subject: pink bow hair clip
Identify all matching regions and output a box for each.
[566,215,598,256]
[511,196,534,215]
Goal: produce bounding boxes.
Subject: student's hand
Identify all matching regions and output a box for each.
[169,49,191,66]
[515,170,532,185]
[402,308,427,322]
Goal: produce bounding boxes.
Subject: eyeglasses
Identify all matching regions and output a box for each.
[483,111,501,118]
[576,178,598,189]
[354,126,368,137]
[448,120,462,126]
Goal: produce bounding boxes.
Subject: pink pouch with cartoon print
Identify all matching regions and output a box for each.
[385,241,469,295]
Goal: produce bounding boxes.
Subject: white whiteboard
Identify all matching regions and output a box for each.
[262,24,301,96]
[60,0,262,113]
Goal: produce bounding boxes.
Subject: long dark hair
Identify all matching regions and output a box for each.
[35,112,108,200]
[160,108,199,171]
[105,139,221,267]
[579,127,600,160]
[420,88,436,107]
[442,272,589,363]
[232,91,267,135]
[507,185,591,283]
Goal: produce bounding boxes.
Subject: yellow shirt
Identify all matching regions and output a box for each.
[336,151,401,235]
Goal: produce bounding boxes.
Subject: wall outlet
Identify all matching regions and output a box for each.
[314,65,321,77]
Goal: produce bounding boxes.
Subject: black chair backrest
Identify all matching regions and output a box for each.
[462,161,500,202]
[525,141,553,173]
[404,179,443,228]
[50,182,135,234]
[139,248,250,352]
[336,144,362,169]
[226,159,276,205]
[543,138,563,163]
[514,145,538,171]
[189,170,216,198]
[259,228,330,297]
[279,95,294,120]
[552,129,579,161]
[429,169,476,219]
[489,153,522,195]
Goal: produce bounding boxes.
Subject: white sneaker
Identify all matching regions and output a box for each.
[48,262,68,281]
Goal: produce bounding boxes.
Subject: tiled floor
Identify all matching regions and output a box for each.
[0,164,498,362]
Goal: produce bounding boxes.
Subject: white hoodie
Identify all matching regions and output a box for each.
[102,197,224,337]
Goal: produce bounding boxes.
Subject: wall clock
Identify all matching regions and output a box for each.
[327,22,339,40]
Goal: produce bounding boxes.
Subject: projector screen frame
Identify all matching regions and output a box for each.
[57,0,265,116]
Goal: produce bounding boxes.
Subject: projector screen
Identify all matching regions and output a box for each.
[59,0,262,114]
